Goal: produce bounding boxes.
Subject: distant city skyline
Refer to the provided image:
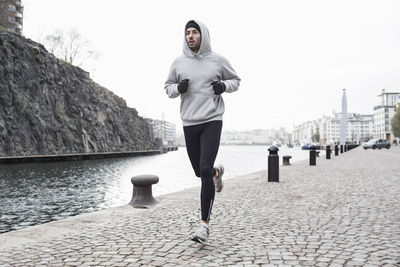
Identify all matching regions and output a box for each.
[22,0,400,132]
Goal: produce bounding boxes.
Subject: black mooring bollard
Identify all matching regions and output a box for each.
[268,146,279,182]
[326,145,331,159]
[130,175,159,208]
[345,145,348,152]
[309,145,316,166]
[340,145,344,153]
[282,155,292,166]
[335,145,339,156]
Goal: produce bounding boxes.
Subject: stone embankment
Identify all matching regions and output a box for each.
[0,147,399,266]
[0,29,161,157]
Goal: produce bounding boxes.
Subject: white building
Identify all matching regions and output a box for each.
[292,112,374,145]
[373,89,400,141]
[220,128,289,145]
[347,114,375,143]
[221,131,253,145]
[292,121,314,145]
[146,119,176,146]
[324,113,374,144]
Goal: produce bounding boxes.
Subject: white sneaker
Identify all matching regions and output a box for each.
[214,164,224,193]
[191,222,209,244]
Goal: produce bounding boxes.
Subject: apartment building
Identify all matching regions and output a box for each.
[373,89,400,141]
[292,121,315,145]
[0,0,23,35]
[293,112,374,145]
[146,119,176,146]
[325,113,374,144]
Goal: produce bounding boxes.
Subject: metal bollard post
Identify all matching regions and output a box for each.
[335,145,339,156]
[130,175,159,208]
[309,145,316,166]
[340,145,344,153]
[326,145,331,159]
[268,146,279,182]
[282,155,292,166]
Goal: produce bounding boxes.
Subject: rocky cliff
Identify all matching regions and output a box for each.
[0,29,161,157]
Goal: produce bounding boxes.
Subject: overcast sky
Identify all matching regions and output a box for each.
[22,0,400,133]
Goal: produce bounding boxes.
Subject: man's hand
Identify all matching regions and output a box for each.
[178,79,189,94]
[211,81,226,95]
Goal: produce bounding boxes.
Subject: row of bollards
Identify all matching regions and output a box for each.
[267,143,360,183]
[130,143,360,208]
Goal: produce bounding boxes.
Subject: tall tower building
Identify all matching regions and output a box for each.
[0,0,23,35]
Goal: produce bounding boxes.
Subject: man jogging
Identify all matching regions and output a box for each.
[165,20,240,244]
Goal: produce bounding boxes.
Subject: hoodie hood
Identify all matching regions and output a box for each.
[183,20,212,58]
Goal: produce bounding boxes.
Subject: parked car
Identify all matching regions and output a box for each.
[363,139,391,150]
[301,143,322,150]
[312,143,322,150]
[301,144,309,150]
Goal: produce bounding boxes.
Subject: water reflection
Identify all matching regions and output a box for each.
[0,146,310,233]
[0,157,137,232]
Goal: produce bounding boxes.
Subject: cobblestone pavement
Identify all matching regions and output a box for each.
[0,147,399,266]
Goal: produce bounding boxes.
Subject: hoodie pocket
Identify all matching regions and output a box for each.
[180,94,217,122]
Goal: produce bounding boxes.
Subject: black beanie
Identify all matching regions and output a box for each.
[185,20,201,34]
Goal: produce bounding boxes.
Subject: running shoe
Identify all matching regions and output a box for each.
[214,164,224,193]
[191,222,209,244]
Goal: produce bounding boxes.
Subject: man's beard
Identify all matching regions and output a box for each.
[190,43,200,53]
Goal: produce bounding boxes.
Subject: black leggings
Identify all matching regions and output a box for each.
[183,120,222,221]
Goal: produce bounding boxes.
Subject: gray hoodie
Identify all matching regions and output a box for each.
[164,20,241,126]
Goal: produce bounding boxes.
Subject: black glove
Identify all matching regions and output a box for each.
[211,81,226,95]
[178,79,189,94]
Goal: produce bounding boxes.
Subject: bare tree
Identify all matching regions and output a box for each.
[44,28,100,68]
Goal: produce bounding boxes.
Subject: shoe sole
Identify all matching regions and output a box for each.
[191,235,207,244]
[216,180,223,193]
[215,165,224,193]
[218,182,223,192]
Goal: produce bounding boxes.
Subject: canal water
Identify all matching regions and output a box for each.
[0,145,313,233]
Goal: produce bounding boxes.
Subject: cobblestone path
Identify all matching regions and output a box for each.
[0,147,399,266]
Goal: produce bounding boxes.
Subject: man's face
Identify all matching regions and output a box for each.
[185,27,201,53]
